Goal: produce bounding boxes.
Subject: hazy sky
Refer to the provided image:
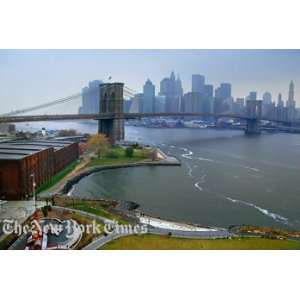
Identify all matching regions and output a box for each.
[0,49,300,114]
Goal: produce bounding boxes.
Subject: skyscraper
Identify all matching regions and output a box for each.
[287,80,296,120]
[129,93,143,113]
[159,72,182,113]
[233,98,245,115]
[214,83,232,113]
[154,95,166,113]
[277,93,284,107]
[262,92,273,117]
[143,79,155,113]
[192,74,205,94]
[288,80,295,102]
[247,91,257,101]
[276,93,286,121]
[78,80,102,114]
[182,92,203,113]
[203,84,214,114]
[262,92,272,105]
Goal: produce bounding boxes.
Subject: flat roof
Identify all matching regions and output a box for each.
[0,149,38,155]
[0,145,49,151]
[11,142,64,150]
[33,139,73,145]
[0,153,26,160]
[0,139,77,160]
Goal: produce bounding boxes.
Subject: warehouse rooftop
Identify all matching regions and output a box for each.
[0,139,77,160]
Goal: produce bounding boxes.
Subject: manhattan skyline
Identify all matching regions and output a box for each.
[0,49,300,114]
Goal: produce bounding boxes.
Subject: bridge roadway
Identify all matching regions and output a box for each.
[0,112,254,123]
[0,112,298,127]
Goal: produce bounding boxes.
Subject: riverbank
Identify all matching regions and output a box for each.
[57,148,181,195]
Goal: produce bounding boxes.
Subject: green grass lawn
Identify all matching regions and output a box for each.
[65,201,128,224]
[87,147,150,167]
[101,234,300,250]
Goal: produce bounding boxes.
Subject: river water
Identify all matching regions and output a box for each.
[25,121,300,230]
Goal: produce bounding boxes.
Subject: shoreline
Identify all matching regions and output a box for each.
[57,148,181,195]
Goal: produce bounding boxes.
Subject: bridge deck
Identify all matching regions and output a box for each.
[0,112,298,125]
[0,112,252,123]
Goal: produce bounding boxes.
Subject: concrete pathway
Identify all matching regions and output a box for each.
[83,232,131,250]
[52,206,115,224]
[50,206,233,250]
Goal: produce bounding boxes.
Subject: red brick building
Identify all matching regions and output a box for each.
[0,140,79,200]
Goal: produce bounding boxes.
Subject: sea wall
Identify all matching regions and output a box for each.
[60,159,181,195]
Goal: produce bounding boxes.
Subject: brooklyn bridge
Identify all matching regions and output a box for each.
[0,82,298,142]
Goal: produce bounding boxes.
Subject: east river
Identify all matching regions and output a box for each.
[20,121,300,230]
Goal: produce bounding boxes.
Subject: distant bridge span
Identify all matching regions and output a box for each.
[0,112,251,124]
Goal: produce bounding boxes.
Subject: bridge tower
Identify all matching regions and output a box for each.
[98,82,125,143]
[245,100,262,135]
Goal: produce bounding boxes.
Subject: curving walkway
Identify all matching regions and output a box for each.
[52,206,234,250]
[52,206,115,224]
[83,232,132,250]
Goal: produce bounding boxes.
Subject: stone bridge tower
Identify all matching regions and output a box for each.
[245,100,262,135]
[98,82,125,143]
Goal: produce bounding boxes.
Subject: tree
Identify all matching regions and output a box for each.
[125,147,134,158]
[87,134,110,158]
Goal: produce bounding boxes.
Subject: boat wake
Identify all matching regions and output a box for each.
[244,166,261,172]
[225,196,289,224]
[197,156,214,162]
[181,148,194,160]
[194,181,203,191]
[186,163,194,177]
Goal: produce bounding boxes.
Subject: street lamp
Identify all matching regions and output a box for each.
[30,173,37,211]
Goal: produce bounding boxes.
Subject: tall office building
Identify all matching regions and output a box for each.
[159,72,183,113]
[143,79,155,113]
[233,98,245,115]
[123,99,132,113]
[182,92,203,113]
[277,93,284,107]
[129,93,143,113]
[78,80,102,114]
[287,81,296,120]
[203,84,214,114]
[288,80,295,102]
[247,91,257,101]
[262,92,272,104]
[276,93,286,121]
[154,95,166,113]
[262,92,273,117]
[192,74,205,94]
[214,83,232,113]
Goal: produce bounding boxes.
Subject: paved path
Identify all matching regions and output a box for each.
[83,232,131,250]
[148,226,233,239]
[84,227,233,250]
[52,206,115,224]
[52,206,233,250]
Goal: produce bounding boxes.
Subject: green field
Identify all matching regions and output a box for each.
[101,234,300,250]
[65,201,128,224]
[87,147,150,167]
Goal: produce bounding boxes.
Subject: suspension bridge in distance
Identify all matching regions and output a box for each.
[0,82,297,143]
